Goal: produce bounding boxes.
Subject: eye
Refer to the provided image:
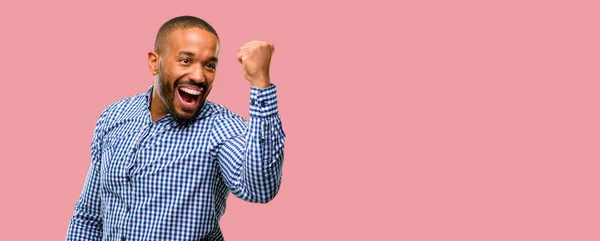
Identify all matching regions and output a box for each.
[179,58,191,64]
[205,63,217,70]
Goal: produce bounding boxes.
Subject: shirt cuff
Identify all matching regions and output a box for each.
[249,84,279,118]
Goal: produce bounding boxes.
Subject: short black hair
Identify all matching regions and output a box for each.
[154,15,219,54]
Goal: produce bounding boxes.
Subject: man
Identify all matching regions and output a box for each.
[66,15,286,241]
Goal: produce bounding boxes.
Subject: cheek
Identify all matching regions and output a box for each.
[204,84,214,96]
[159,70,176,88]
[160,63,177,78]
[207,71,216,78]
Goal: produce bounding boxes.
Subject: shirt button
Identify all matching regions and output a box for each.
[121,236,126,241]
[132,147,137,153]
[261,101,266,107]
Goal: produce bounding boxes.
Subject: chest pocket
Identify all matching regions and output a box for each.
[100,130,138,175]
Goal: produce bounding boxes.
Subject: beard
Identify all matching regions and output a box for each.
[156,66,206,122]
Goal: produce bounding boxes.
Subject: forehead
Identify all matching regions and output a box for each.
[164,27,219,56]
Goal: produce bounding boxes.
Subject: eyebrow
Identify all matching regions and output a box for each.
[178,51,195,57]
[178,51,218,62]
[207,56,219,62]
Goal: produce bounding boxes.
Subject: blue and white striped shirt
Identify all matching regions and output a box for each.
[66,84,286,241]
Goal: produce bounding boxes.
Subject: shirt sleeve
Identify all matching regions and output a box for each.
[214,83,286,203]
[66,109,108,241]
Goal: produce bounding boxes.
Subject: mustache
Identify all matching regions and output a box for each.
[174,78,206,89]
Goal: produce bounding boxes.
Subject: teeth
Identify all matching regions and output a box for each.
[180,87,202,96]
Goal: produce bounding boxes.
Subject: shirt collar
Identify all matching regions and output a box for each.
[145,85,154,110]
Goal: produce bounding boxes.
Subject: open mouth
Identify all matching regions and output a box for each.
[177,86,203,110]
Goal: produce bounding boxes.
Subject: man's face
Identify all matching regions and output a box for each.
[151,27,219,121]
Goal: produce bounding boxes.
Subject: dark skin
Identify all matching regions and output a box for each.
[147,27,274,122]
[147,28,220,122]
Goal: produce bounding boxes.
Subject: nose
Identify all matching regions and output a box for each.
[188,64,205,83]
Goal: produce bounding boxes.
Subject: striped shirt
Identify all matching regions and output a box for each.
[66,84,286,241]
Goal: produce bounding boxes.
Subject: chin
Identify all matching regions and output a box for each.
[173,106,202,122]
[174,111,196,122]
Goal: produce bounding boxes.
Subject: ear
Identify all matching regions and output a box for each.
[148,51,159,75]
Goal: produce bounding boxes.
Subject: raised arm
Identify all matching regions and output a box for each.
[214,84,285,203]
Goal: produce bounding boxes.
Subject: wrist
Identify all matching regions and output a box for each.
[249,77,271,89]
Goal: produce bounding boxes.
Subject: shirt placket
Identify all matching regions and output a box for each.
[120,122,152,241]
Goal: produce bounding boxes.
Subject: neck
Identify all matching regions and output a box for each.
[149,88,167,122]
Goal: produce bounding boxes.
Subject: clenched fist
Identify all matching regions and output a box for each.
[237,40,275,88]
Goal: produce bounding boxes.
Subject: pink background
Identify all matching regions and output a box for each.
[1,0,599,240]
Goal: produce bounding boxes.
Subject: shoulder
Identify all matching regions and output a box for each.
[203,101,243,119]
[96,91,148,127]
[202,100,247,138]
